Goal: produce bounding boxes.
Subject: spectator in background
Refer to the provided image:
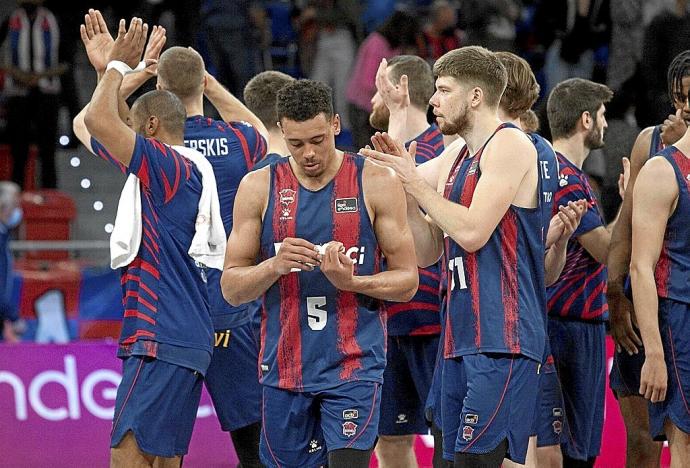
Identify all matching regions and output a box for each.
[638,0,690,127]
[309,0,360,130]
[458,0,522,52]
[535,0,611,95]
[418,0,463,63]
[0,181,21,342]
[606,0,644,93]
[1,0,65,189]
[346,10,419,149]
[201,0,266,97]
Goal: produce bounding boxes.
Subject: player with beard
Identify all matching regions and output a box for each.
[364,46,546,468]
[545,78,615,468]
[368,54,445,468]
[221,79,418,468]
[608,50,690,468]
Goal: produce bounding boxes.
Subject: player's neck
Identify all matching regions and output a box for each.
[497,108,523,131]
[267,129,289,156]
[405,107,433,141]
[552,137,589,169]
[184,95,205,118]
[464,112,503,155]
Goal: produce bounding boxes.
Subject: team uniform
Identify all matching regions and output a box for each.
[610,125,665,398]
[646,146,690,440]
[380,124,444,437]
[547,152,608,461]
[258,154,385,467]
[440,123,545,463]
[91,136,212,457]
[184,115,267,433]
[530,133,566,448]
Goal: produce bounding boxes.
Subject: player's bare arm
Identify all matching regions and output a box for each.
[545,200,588,286]
[631,156,677,403]
[607,126,654,354]
[320,161,418,302]
[367,128,537,253]
[221,169,321,306]
[118,25,167,99]
[204,72,269,141]
[79,15,148,166]
[362,134,444,267]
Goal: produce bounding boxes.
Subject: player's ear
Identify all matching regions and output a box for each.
[580,111,592,131]
[332,114,341,136]
[147,116,160,136]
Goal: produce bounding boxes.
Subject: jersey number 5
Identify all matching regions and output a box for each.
[307,296,327,331]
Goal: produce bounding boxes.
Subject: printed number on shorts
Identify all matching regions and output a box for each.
[448,257,468,290]
[307,296,327,330]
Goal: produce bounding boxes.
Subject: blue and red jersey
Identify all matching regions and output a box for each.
[184,116,266,329]
[386,125,445,336]
[442,124,546,362]
[653,147,690,303]
[259,154,385,391]
[253,152,286,171]
[547,153,608,322]
[91,135,213,374]
[650,125,665,156]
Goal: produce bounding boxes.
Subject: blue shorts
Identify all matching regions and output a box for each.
[441,353,540,464]
[532,367,565,447]
[380,335,439,435]
[205,320,262,431]
[548,318,606,460]
[260,381,381,467]
[111,356,203,457]
[609,340,646,398]
[424,332,445,429]
[649,299,690,440]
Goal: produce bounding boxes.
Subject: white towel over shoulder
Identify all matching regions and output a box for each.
[110,144,226,271]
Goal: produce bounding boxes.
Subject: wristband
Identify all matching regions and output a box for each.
[106,60,147,76]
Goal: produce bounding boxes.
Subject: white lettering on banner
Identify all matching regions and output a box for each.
[0,354,215,422]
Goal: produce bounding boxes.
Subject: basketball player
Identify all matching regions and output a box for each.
[364,46,546,468]
[73,11,215,466]
[608,50,690,468]
[221,79,419,468]
[122,44,270,466]
[545,78,614,468]
[369,55,444,468]
[244,70,295,169]
[630,114,690,468]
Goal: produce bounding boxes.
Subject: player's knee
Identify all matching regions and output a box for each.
[110,431,155,468]
[376,435,416,464]
[536,445,563,468]
[454,438,507,468]
[377,434,416,448]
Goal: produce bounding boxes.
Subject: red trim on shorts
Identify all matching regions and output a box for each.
[668,325,690,416]
[346,382,379,448]
[261,389,283,467]
[111,357,145,437]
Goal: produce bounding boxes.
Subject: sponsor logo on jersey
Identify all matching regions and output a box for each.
[552,420,562,434]
[342,421,358,437]
[261,363,269,372]
[308,439,323,453]
[468,159,479,175]
[558,174,568,187]
[396,413,408,424]
[335,197,358,213]
[552,407,562,417]
[462,425,474,441]
[279,188,296,220]
[464,413,478,425]
[343,409,359,420]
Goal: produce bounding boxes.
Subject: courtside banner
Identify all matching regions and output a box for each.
[0,343,237,467]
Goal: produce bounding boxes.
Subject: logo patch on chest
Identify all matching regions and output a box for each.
[335,197,358,213]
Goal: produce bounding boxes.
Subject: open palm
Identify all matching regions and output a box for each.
[80,9,114,73]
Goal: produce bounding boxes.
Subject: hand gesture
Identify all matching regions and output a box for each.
[375,58,410,113]
[618,157,630,200]
[270,237,321,275]
[360,132,420,186]
[80,9,114,74]
[142,25,167,76]
[319,242,355,290]
[108,17,149,69]
[640,353,667,403]
[608,288,642,355]
[546,200,588,249]
[660,108,688,146]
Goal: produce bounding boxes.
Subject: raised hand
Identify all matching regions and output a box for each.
[142,25,167,76]
[360,132,419,186]
[660,108,687,146]
[80,9,114,74]
[375,58,410,113]
[618,156,630,200]
[108,17,149,70]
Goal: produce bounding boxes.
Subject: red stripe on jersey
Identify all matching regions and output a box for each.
[138,259,161,280]
[142,240,159,264]
[138,281,158,301]
[124,309,156,325]
[273,162,303,390]
[581,271,607,319]
[417,284,440,295]
[230,124,254,170]
[409,324,442,335]
[121,329,155,344]
[137,157,151,187]
[500,210,519,353]
[546,270,587,311]
[333,155,365,380]
[655,243,671,298]
[419,268,441,281]
[386,301,439,318]
[258,295,268,380]
[443,237,455,357]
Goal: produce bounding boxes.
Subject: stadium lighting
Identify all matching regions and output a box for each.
[80,178,91,189]
[70,157,80,167]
